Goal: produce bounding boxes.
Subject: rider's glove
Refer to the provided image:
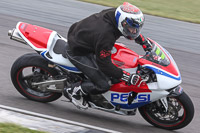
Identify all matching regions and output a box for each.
[121,71,140,86]
[142,40,152,52]
[135,34,152,52]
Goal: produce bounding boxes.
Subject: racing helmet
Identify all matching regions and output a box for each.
[115,2,145,40]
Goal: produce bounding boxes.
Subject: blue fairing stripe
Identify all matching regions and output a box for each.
[111,102,150,109]
[58,64,80,72]
[115,11,121,26]
[41,51,80,72]
[41,51,46,59]
[145,66,181,81]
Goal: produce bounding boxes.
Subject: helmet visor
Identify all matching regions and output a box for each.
[121,18,143,39]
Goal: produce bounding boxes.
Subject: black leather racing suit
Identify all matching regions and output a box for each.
[66,8,147,94]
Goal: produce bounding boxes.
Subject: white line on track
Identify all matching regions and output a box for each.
[0,104,121,133]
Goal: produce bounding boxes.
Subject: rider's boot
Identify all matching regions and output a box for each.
[63,82,88,110]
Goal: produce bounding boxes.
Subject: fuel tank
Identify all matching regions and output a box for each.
[111,43,139,69]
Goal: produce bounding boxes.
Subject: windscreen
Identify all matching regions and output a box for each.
[143,42,170,66]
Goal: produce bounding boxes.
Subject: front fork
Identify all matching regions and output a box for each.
[159,85,183,112]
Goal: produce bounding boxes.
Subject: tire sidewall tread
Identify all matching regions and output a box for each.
[11,53,62,103]
[139,92,194,130]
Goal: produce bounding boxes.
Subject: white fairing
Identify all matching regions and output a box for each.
[144,41,182,90]
[156,73,181,89]
[41,33,81,73]
[122,64,181,90]
[144,65,182,90]
[15,22,80,73]
[103,90,169,110]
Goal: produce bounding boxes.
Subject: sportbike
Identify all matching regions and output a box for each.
[8,22,194,130]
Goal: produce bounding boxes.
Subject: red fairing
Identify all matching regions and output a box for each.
[18,22,53,49]
[138,39,179,77]
[110,81,151,93]
[111,43,151,93]
[111,43,139,69]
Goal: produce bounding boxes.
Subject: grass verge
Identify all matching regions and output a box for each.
[0,123,47,133]
[79,0,200,24]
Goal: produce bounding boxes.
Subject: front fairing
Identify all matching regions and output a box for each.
[143,42,170,67]
[139,38,182,89]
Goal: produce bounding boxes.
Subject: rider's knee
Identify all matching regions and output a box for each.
[81,80,110,95]
[98,82,110,93]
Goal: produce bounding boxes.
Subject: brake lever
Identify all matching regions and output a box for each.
[138,75,149,87]
[136,64,151,87]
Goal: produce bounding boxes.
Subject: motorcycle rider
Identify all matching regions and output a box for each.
[64,2,152,109]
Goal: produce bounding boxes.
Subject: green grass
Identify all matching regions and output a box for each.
[0,123,47,133]
[79,0,200,23]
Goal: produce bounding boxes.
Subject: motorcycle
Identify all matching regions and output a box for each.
[8,22,194,130]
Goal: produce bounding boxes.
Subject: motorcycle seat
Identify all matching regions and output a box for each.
[53,39,68,58]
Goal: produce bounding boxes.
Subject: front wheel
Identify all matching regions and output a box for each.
[139,92,194,130]
[11,53,62,103]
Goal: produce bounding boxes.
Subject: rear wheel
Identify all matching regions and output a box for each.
[11,53,62,102]
[139,92,194,130]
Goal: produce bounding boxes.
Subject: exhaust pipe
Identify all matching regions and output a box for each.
[31,78,67,92]
[8,28,26,44]
[8,30,13,37]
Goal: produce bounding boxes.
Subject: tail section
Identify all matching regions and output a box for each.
[16,22,55,51]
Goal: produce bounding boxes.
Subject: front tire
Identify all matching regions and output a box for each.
[139,92,194,130]
[11,53,62,103]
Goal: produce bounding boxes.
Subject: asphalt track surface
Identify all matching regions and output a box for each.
[0,0,200,132]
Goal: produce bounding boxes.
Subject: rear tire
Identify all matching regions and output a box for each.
[11,53,62,103]
[139,92,194,130]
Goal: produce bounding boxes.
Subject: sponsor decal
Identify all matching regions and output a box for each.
[21,23,28,32]
[111,93,150,102]
[100,49,111,59]
[133,57,137,63]
[152,62,163,69]
[21,24,25,29]
[121,2,140,13]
